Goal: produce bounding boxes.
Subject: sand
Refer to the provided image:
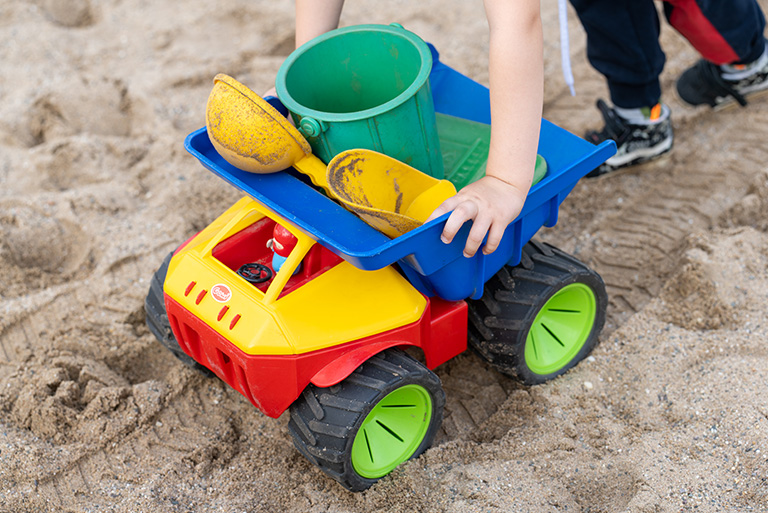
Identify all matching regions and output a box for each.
[1,0,767,511]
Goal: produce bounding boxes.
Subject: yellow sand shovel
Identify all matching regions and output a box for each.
[325,150,456,238]
[206,74,456,238]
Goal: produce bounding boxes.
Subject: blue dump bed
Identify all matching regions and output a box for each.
[185,45,616,301]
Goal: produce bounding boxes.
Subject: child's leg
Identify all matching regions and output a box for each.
[670,0,768,107]
[569,0,665,108]
[569,0,674,177]
[663,0,766,65]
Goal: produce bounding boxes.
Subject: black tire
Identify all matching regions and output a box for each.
[144,251,211,374]
[288,348,445,492]
[467,240,607,385]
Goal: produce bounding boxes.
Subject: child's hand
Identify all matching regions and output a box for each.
[426,175,528,258]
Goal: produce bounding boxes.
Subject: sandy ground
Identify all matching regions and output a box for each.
[1,0,768,511]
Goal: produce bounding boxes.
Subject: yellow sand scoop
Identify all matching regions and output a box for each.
[326,150,456,238]
[205,74,456,238]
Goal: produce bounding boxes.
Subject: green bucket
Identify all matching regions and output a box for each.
[275,24,444,179]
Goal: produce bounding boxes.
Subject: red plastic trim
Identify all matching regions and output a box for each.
[164,294,467,418]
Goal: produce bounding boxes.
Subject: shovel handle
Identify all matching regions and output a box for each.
[293,153,331,192]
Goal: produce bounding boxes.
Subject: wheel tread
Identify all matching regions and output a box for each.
[494,290,538,305]
[318,394,368,413]
[302,388,325,421]
[364,353,406,376]
[288,349,445,491]
[483,317,526,331]
[344,372,390,391]
[467,241,607,385]
[307,419,354,439]
[289,409,317,446]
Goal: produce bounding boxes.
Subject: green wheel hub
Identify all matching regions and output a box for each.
[525,283,597,375]
[351,384,433,479]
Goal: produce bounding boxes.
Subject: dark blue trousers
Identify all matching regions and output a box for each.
[569,0,767,107]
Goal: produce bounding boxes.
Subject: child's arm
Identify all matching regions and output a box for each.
[265,1,344,98]
[295,0,345,47]
[289,0,543,258]
[428,0,543,257]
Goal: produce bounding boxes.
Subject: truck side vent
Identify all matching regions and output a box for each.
[236,364,256,405]
[176,320,202,362]
[216,349,234,383]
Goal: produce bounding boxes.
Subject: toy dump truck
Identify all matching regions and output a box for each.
[144,26,616,491]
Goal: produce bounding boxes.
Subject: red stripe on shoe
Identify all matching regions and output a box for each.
[667,0,739,65]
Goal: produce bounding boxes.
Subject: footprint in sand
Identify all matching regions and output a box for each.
[37,0,96,28]
[0,354,170,444]
[0,204,93,294]
[24,76,132,147]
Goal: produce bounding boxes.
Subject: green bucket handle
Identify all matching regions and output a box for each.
[298,117,327,138]
[295,22,408,140]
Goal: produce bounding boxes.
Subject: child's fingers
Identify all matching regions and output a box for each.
[425,196,457,223]
[440,201,478,244]
[482,220,507,255]
[463,214,492,257]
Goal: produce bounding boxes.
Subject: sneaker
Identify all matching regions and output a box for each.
[676,49,768,108]
[585,99,674,178]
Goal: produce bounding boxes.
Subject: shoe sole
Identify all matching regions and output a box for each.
[715,86,768,111]
[587,142,673,179]
[603,135,674,168]
[676,82,768,111]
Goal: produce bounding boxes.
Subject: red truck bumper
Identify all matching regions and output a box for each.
[164,294,467,418]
